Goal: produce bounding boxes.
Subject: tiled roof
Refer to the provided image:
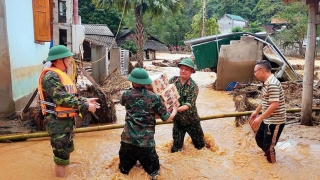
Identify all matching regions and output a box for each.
[117,39,168,51]
[83,24,117,48]
[85,35,117,48]
[226,14,246,21]
[144,40,168,51]
[83,24,114,36]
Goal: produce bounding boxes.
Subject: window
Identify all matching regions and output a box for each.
[32,0,52,42]
[58,0,66,23]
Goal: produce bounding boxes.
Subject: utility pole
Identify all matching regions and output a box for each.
[201,0,206,37]
[301,1,318,126]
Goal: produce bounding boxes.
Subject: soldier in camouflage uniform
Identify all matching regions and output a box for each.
[38,45,99,177]
[169,58,207,153]
[119,68,177,179]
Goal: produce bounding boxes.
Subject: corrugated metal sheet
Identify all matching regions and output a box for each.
[192,35,242,70]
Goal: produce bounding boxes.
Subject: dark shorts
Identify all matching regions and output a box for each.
[119,142,159,177]
[171,121,206,152]
[50,132,74,166]
[255,121,285,163]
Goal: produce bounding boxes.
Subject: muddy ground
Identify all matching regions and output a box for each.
[1,53,320,180]
[1,54,320,134]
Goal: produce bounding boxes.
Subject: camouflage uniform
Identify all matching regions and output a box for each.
[169,76,206,152]
[119,86,171,177]
[41,71,88,166]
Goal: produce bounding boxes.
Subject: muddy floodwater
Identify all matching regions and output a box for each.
[1,60,320,180]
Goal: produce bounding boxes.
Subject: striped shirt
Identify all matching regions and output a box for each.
[261,74,286,124]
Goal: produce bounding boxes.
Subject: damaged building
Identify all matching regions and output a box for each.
[184,32,301,90]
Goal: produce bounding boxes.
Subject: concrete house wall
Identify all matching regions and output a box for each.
[218,14,246,34]
[0,0,50,114]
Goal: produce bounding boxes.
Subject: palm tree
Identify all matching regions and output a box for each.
[93,0,183,67]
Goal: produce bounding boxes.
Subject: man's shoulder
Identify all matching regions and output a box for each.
[169,76,179,83]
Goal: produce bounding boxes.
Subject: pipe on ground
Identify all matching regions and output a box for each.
[0,108,318,142]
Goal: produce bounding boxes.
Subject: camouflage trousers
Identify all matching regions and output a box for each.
[50,132,74,166]
[255,121,285,163]
[119,142,159,178]
[171,121,206,153]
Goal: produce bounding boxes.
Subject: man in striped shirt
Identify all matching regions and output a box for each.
[249,60,286,163]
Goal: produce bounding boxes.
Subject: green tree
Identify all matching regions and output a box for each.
[120,40,137,54]
[273,2,308,57]
[232,26,243,32]
[78,0,123,35]
[93,0,183,67]
[185,14,220,40]
[246,22,264,33]
[251,0,283,25]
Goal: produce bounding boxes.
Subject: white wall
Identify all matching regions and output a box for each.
[218,15,246,34]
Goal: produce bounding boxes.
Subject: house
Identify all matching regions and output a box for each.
[0,0,83,115]
[266,18,288,34]
[116,28,168,60]
[217,14,247,34]
[82,24,117,83]
[0,0,51,114]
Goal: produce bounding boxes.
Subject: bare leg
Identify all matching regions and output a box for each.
[55,164,66,177]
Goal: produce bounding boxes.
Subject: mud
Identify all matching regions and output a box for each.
[1,54,320,179]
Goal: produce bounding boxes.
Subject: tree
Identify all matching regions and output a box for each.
[93,0,183,67]
[273,2,308,57]
[251,0,283,25]
[246,22,264,33]
[185,14,220,40]
[78,0,123,35]
[232,26,243,32]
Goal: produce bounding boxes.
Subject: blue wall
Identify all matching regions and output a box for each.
[6,0,50,101]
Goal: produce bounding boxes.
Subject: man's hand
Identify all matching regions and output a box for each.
[87,98,100,113]
[250,116,263,132]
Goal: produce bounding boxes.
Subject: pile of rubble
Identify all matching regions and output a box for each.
[232,81,320,127]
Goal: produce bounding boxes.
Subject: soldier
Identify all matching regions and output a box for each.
[38,45,100,177]
[169,58,207,153]
[119,68,177,179]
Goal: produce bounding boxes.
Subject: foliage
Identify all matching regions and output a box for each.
[232,26,243,33]
[273,2,308,56]
[245,22,264,33]
[251,0,283,25]
[119,40,137,54]
[78,0,123,35]
[185,14,220,40]
[93,0,184,67]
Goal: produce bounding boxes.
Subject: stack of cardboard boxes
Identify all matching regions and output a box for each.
[150,73,180,112]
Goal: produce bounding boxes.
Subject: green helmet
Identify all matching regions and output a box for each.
[178,58,195,73]
[127,68,152,85]
[46,45,74,62]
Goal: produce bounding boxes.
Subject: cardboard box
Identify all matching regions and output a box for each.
[167,100,180,112]
[160,84,180,102]
[150,73,169,95]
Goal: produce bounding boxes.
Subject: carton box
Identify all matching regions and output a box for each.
[167,100,180,112]
[150,73,169,95]
[160,84,180,102]
[164,96,180,109]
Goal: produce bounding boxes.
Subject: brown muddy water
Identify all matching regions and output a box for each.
[1,64,320,180]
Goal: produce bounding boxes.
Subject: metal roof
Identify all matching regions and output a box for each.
[226,14,246,21]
